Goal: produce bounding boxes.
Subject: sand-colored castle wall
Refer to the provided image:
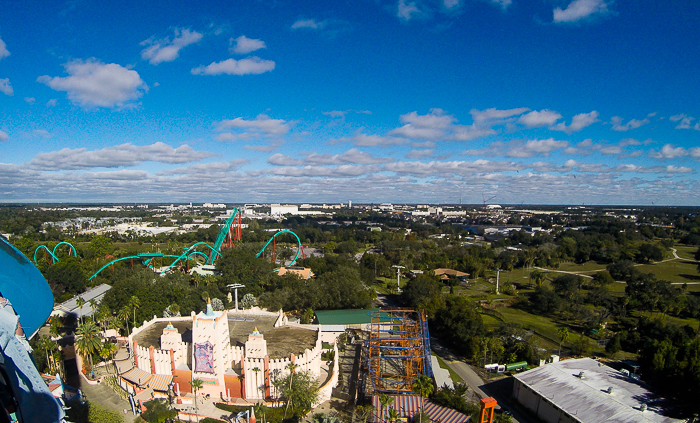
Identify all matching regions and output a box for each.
[153,349,172,375]
[135,344,151,371]
[315,341,339,406]
[129,315,193,343]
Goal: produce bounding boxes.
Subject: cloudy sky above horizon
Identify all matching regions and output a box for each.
[1,0,699,205]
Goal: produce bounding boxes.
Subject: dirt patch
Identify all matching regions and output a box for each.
[132,317,316,359]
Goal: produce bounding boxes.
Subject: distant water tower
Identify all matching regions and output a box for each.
[348,200,352,209]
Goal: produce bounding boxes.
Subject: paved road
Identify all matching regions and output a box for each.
[430,338,535,423]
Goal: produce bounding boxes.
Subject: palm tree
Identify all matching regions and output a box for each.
[129,295,141,328]
[378,394,393,422]
[118,305,131,336]
[190,378,204,421]
[558,327,569,357]
[252,367,263,399]
[254,403,268,423]
[37,335,56,373]
[89,299,98,321]
[49,318,61,339]
[75,320,102,378]
[411,375,434,423]
[101,341,118,374]
[355,405,375,423]
[283,362,299,418]
[387,407,401,423]
[76,297,86,323]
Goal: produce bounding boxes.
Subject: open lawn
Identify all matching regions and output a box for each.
[636,259,700,284]
[555,261,608,274]
[496,307,602,355]
[675,245,699,261]
[630,310,699,331]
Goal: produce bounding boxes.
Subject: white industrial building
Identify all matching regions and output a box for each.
[512,358,683,423]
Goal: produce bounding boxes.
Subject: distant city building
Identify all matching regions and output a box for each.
[203,203,226,208]
[270,204,299,215]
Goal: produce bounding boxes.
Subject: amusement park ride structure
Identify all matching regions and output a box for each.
[366,309,433,394]
[33,207,305,280]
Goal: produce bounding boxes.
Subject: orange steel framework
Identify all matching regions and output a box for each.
[223,212,243,249]
[367,309,433,394]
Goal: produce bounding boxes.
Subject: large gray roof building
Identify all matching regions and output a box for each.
[512,358,683,423]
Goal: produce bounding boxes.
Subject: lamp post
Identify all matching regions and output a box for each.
[392,265,405,293]
[496,269,501,294]
[227,284,245,311]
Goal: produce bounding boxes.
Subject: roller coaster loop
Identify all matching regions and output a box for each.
[255,230,303,266]
[33,242,77,265]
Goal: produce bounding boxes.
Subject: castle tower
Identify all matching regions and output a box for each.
[191,299,231,397]
[244,328,268,399]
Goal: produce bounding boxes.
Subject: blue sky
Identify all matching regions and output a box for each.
[1,0,699,205]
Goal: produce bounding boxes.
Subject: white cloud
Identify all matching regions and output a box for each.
[230,36,266,54]
[24,97,36,104]
[160,160,248,175]
[669,113,686,122]
[140,28,203,65]
[518,109,562,128]
[649,144,690,160]
[599,146,622,155]
[610,116,650,131]
[550,111,599,134]
[291,19,327,30]
[331,133,406,147]
[269,149,392,166]
[406,149,435,159]
[671,114,699,130]
[46,99,57,107]
[398,0,422,20]
[619,138,641,147]
[0,78,13,96]
[470,107,529,126]
[191,57,275,76]
[506,139,569,158]
[390,109,454,139]
[0,130,8,141]
[0,38,9,60]
[29,142,214,170]
[37,59,147,108]
[451,125,497,141]
[553,0,612,23]
[217,114,290,138]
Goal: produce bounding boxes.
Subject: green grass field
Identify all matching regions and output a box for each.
[635,259,700,284]
[675,245,699,261]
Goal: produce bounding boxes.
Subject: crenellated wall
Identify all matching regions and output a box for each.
[135,344,151,370]
[153,349,172,375]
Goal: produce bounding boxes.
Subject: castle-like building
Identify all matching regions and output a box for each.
[117,301,336,405]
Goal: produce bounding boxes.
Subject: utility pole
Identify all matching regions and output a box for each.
[496,269,501,294]
[227,284,245,311]
[392,265,405,293]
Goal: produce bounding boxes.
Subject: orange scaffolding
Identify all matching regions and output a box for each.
[367,308,432,394]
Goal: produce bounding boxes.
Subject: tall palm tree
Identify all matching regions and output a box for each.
[411,375,434,423]
[118,305,131,336]
[37,335,56,373]
[89,299,98,321]
[75,297,86,323]
[129,295,141,328]
[190,378,204,421]
[101,341,117,374]
[558,327,569,357]
[252,367,263,399]
[75,320,101,378]
[283,362,299,418]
